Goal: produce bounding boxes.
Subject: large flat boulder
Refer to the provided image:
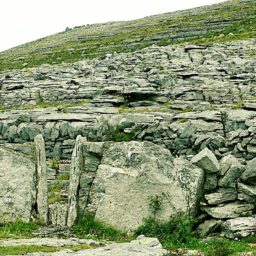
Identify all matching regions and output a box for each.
[86,141,204,231]
[0,148,36,222]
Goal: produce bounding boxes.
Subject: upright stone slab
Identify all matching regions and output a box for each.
[0,148,36,222]
[34,134,48,223]
[67,135,86,227]
[86,141,204,231]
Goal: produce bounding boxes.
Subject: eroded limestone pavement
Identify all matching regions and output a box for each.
[0,40,256,255]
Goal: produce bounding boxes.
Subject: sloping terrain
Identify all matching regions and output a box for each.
[0,0,256,253]
[0,0,255,72]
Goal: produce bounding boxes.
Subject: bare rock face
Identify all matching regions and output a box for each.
[12,237,167,256]
[0,147,36,222]
[86,141,204,231]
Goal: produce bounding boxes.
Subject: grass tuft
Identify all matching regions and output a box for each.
[71,214,129,241]
[134,213,196,248]
[0,221,42,240]
[0,244,92,255]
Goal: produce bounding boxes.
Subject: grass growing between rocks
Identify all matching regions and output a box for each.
[0,221,42,240]
[134,215,256,255]
[48,181,67,205]
[0,0,255,73]
[0,244,93,255]
[134,214,196,248]
[0,100,90,113]
[71,214,130,242]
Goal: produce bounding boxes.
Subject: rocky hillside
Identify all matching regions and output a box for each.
[0,0,255,252]
[0,0,255,72]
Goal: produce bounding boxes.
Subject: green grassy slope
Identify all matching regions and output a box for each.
[0,0,255,72]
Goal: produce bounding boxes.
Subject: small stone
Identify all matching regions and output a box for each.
[131,236,162,248]
[218,165,244,188]
[241,158,256,184]
[237,183,256,203]
[219,154,240,176]
[191,148,219,173]
[202,201,255,219]
[197,219,223,238]
[205,188,237,205]
[204,173,218,192]
[247,144,256,154]
[222,217,256,239]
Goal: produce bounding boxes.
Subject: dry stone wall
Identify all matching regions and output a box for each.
[0,40,255,238]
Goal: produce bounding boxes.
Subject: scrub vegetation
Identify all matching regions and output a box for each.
[0,0,255,72]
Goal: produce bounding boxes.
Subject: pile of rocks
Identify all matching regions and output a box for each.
[191,148,256,238]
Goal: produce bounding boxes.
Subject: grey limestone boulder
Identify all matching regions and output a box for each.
[0,147,36,222]
[86,141,204,231]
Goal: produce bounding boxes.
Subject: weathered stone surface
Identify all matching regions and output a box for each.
[237,183,256,203]
[242,158,256,184]
[205,188,237,205]
[15,241,167,256]
[0,26,256,242]
[202,202,255,219]
[222,217,256,238]
[219,154,240,176]
[130,235,162,249]
[49,203,68,227]
[67,136,87,227]
[87,141,204,231]
[0,148,36,222]
[197,219,223,238]
[204,173,218,192]
[0,237,100,247]
[218,165,244,188]
[34,134,48,223]
[191,148,219,173]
